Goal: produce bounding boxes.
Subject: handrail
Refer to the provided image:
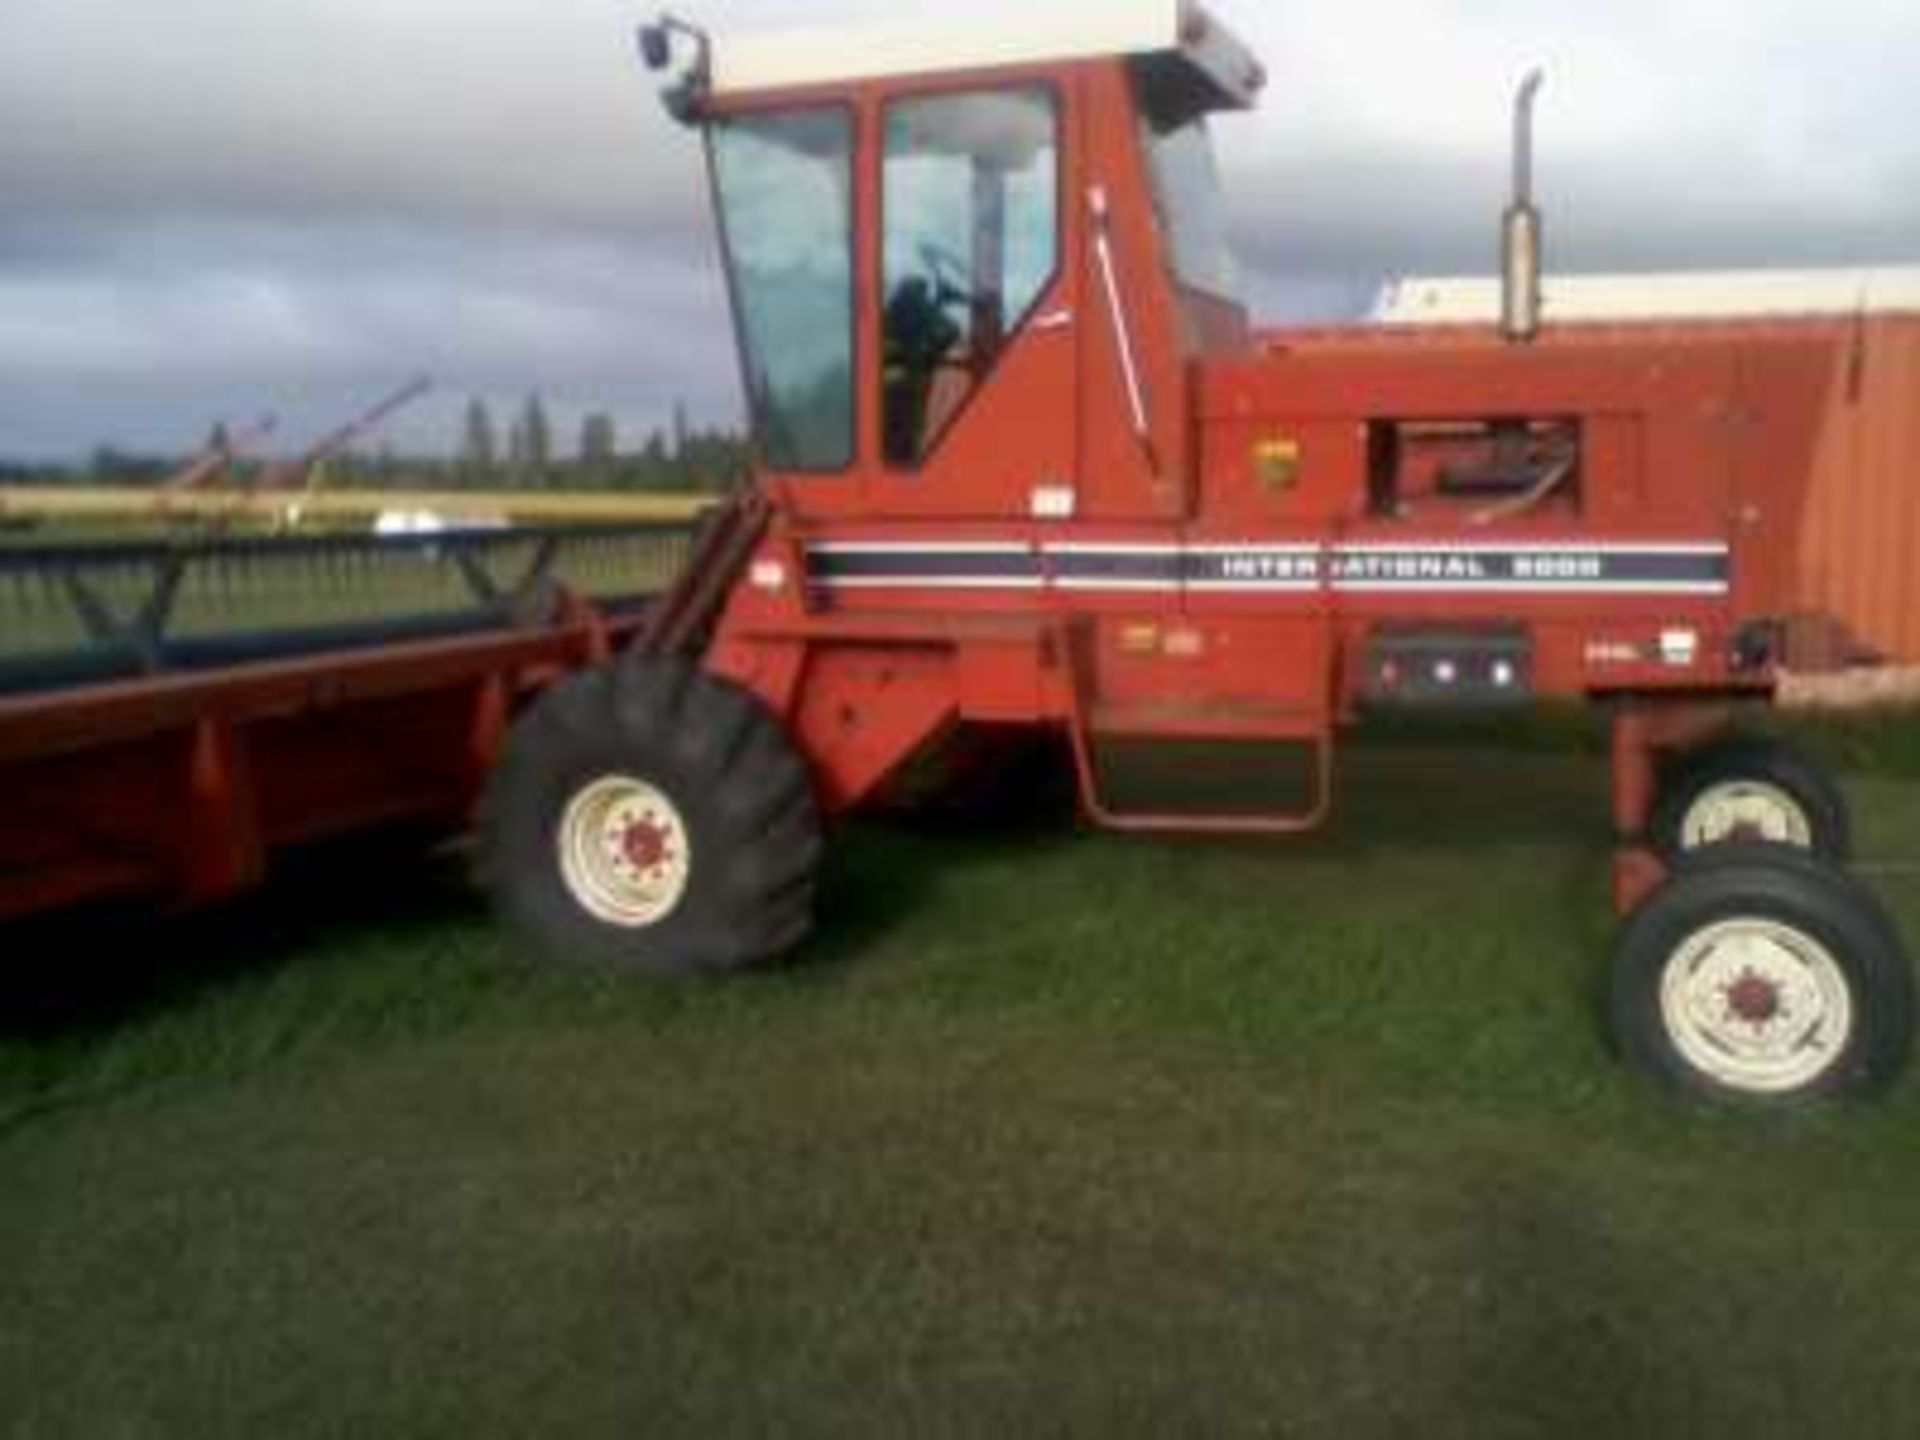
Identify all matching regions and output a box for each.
[1088,185,1159,476]
[0,521,700,696]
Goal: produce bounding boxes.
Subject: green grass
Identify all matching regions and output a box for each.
[3,744,1919,1437]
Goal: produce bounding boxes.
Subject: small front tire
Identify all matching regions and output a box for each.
[1611,848,1913,1105]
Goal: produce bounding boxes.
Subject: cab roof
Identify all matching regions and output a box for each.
[709,0,1264,109]
[1374,268,1920,324]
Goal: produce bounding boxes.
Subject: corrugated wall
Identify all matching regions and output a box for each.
[1796,317,1920,662]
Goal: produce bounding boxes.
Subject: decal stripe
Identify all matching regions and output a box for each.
[804,542,1732,596]
[809,549,1041,584]
[1051,551,1185,585]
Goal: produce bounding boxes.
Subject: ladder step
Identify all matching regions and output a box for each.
[1088,697,1330,742]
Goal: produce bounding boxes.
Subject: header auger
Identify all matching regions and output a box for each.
[483,3,1918,1106]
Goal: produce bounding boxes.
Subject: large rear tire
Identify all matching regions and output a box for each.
[1611,847,1912,1105]
[1652,736,1850,864]
[481,657,821,977]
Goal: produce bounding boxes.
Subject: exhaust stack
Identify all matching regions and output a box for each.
[1502,70,1546,343]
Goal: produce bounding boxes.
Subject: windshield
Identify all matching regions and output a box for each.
[1133,74,1242,304]
[708,108,855,472]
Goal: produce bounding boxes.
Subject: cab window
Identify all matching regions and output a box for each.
[710,107,856,472]
[1132,64,1242,304]
[882,88,1059,467]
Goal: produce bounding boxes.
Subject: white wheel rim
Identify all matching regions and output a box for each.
[1680,780,1813,850]
[556,775,692,929]
[1658,916,1855,1095]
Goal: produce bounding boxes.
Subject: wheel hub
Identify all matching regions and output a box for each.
[558,776,693,930]
[1681,780,1813,851]
[1725,969,1783,1026]
[621,816,673,873]
[1659,916,1853,1095]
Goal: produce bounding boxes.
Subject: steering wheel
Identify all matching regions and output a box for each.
[917,240,979,314]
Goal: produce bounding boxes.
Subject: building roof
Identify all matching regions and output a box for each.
[1373,268,1920,324]
[708,1,1261,106]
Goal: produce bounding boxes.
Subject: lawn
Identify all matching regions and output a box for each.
[3,741,1919,1437]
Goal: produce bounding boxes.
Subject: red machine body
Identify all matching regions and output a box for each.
[662,27,1879,901]
[460,8,1920,1106]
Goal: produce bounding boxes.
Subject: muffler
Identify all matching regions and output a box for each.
[1502,70,1546,343]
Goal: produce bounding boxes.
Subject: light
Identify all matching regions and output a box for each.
[638,14,715,128]
[639,24,672,72]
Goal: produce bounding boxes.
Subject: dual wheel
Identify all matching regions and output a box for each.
[1616,736,1912,1105]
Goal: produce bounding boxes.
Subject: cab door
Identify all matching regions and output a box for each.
[866,81,1080,522]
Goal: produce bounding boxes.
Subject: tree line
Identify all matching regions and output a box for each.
[449,396,748,494]
[1,395,754,496]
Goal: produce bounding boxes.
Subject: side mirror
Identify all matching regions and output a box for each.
[639,24,672,72]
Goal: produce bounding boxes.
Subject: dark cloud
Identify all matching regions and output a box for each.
[2,0,1916,458]
[0,220,740,457]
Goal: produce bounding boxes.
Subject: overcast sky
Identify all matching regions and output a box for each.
[2,0,1916,461]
